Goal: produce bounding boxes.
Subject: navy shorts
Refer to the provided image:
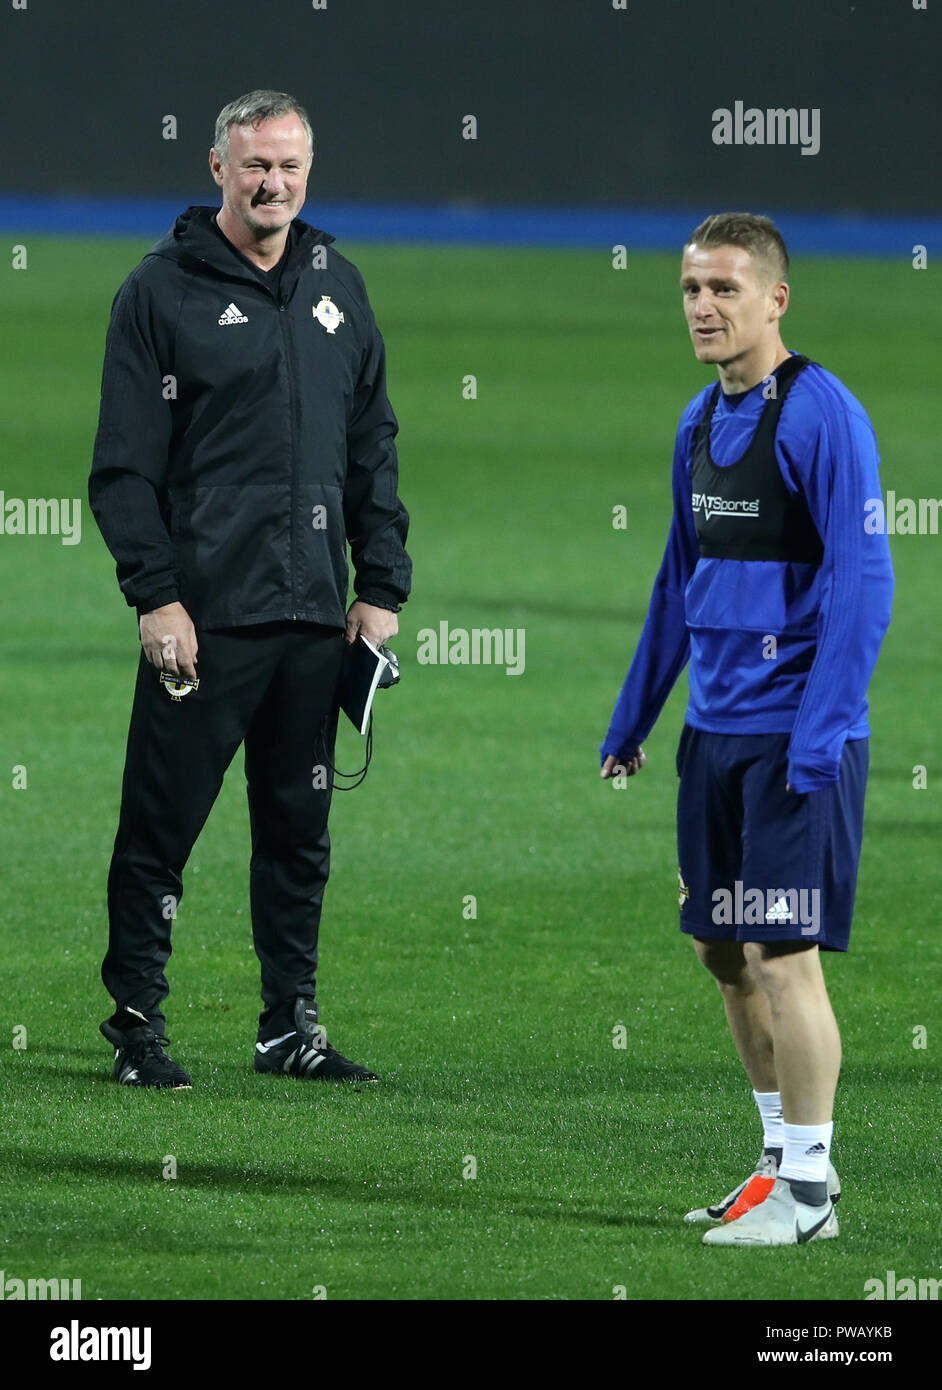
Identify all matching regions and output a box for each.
[675,726,869,952]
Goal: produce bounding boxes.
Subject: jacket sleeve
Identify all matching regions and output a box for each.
[600,425,699,764]
[88,267,179,614]
[343,289,411,610]
[785,401,894,792]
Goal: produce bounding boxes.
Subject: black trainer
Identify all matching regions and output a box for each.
[254,998,378,1082]
[100,1011,192,1089]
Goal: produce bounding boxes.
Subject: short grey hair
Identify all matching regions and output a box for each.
[213,89,314,165]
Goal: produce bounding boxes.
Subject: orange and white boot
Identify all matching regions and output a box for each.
[685,1152,840,1224]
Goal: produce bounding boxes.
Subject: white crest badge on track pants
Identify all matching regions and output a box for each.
[313,296,344,334]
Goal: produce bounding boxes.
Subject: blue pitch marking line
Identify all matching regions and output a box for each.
[0,195,937,256]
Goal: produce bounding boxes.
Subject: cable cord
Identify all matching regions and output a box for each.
[320,710,373,790]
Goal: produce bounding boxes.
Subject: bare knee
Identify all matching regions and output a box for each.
[744,940,820,996]
[693,937,749,988]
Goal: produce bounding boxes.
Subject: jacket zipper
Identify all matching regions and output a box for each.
[277,292,298,620]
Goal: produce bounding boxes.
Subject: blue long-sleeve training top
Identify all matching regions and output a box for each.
[601,352,894,793]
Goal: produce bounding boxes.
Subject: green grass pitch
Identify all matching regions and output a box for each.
[0,236,939,1300]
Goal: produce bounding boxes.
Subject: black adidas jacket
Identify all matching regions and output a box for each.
[88,205,411,629]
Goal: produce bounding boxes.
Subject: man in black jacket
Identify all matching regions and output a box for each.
[89,89,411,1089]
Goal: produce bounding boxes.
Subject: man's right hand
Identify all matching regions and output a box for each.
[139,602,198,682]
[600,747,646,780]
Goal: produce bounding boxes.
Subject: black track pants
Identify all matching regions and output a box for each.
[101,621,345,1038]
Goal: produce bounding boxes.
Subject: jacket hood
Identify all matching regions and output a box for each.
[146,204,335,276]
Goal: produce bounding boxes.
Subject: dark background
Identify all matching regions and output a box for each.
[3,0,938,212]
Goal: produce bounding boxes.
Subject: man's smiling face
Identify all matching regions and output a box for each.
[210,113,312,240]
[680,243,786,368]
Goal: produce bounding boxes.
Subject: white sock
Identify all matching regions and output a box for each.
[779,1121,833,1184]
[753,1090,784,1151]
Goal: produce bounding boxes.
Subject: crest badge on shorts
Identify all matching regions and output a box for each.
[677,869,690,909]
[313,296,344,334]
[160,672,200,702]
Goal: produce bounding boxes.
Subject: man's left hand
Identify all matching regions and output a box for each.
[345,600,399,647]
